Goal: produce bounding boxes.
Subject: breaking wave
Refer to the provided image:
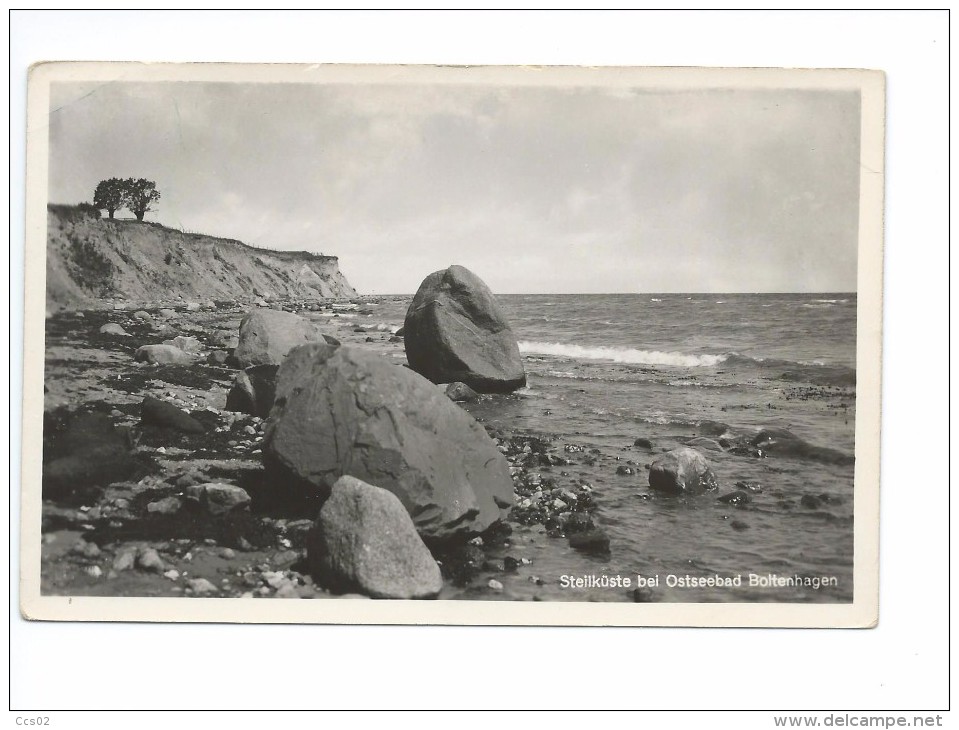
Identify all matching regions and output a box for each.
[518,341,728,367]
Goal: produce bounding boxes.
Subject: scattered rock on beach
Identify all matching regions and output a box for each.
[445,381,480,403]
[183,483,252,515]
[307,475,442,599]
[141,396,206,433]
[648,447,719,494]
[134,344,192,365]
[403,265,526,393]
[99,323,129,336]
[162,335,203,354]
[633,437,653,449]
[146,496,182,515]
[263,343,514,540]
[232,308,332,368]
[226,364,280,418]
[136,548,166,573]
[42,411,139,497]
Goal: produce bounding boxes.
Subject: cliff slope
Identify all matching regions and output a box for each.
[45,205,357,307]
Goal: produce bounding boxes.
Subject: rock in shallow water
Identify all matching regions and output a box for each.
[648,447,719,494]
[263,343,513,541]
[444,381,480,403]
[403,265,526,393]
[308,475,443,599]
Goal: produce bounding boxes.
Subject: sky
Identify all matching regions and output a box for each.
[47,80,861,294]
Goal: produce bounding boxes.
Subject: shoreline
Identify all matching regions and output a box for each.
[36,296,854,603]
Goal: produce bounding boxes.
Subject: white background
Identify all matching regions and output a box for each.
[7,8,951,721]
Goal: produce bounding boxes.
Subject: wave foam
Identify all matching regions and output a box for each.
[519,341,728,367]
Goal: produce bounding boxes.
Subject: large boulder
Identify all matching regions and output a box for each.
[262,343,514,541]
[648,447,719,494]
[225,364,279,418]
[232,308,331,368]
[308,475,443,599]
[403,265,526,393]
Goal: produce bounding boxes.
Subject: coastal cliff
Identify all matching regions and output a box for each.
[45,204,357,308]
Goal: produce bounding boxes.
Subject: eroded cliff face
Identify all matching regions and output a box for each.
[45,205,357,308]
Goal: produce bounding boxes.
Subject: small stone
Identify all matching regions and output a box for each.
[731,520,750,531]
[136,548,165,573]
[184,483,251,516]
[220,548,236,560]
[263,571,286,589]
[163,569,180,581]
[187,578,218,594]
[634,437,653,449]
[113,548,137,571]
[488,579,504,591]
[273,549,299,567]
[146,496,182,515]
[84,565,103,579]
[72,540,101,559]
[275,584,300,599]
[99,323,130,336]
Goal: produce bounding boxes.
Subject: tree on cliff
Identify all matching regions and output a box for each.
[125,178,161,221]
[93,178,128,219]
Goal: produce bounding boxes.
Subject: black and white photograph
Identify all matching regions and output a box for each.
[20,62,883,627]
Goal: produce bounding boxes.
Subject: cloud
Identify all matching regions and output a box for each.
[48,80,861,293]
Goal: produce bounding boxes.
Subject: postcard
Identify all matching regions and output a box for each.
[20,62,884,626]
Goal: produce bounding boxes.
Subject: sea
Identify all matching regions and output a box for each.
[327,293,857,603]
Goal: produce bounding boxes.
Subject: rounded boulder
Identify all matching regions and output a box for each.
[648,447,719,494]
[232,308,330,368]
[262,343,514,541]
[308,475,443,599]
[403,265,526,393]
